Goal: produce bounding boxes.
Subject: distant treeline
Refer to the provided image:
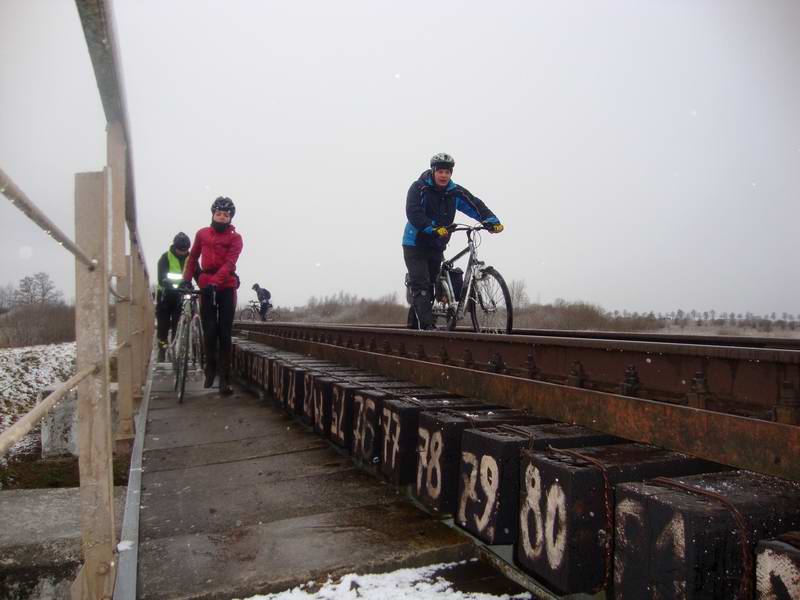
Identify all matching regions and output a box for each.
[0,272,74,348]
[270,282,797,335]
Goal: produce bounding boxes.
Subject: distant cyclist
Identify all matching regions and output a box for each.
[183,197,243,395]
[155,232,191,362]
[402,153,504,330]
[251,283,272,321]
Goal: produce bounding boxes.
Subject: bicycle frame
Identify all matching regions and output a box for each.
[431,225,488,325]
[169,290,201,362]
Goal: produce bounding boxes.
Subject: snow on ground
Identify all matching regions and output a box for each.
[240,561,531,600]
[0,331,117,458]
[0,341,76,436]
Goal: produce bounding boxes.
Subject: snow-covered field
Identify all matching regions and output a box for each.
[240,561,531,600]
[0,341,77,456]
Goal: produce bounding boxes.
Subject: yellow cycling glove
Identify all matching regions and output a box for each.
[434,226,449,238]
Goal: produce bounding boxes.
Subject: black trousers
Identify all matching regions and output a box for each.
[259,301,270,321]
[403,245,443,329]
[200,287,236,376]
[155,291,181,346]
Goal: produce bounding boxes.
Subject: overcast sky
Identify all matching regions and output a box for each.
[1,0,798,316]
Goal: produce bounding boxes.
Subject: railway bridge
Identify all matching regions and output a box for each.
[1,2,799,599]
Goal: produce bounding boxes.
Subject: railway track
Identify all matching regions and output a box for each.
[230,325,800,599]
[236,322,800,425]
[352,323,800,350]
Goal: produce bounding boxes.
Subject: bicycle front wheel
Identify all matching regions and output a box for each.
[177,321,191,403]
[190,316,205,370]
[469,267,513,334]
[239,307,256,321]
[172,318,186,390]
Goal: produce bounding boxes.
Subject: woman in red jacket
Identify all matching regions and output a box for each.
[183,197,243,395]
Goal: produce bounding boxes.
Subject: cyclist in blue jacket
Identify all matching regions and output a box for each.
[402,153,504,329]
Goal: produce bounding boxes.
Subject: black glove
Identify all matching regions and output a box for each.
[177,279,193,292]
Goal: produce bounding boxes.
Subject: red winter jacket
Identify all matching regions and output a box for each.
[183,225,243,290]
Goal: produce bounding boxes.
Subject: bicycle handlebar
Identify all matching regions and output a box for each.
[447,223,489,233]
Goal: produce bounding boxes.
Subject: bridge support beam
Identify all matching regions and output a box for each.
[72,171,116,600]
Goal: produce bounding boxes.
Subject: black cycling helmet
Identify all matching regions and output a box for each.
[173,232,191,251]
[430,152,455,171]
[251,283,259,290]
[211,196,236,218]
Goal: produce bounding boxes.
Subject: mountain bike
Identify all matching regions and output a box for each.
[238,299,273,321]
[171,288,204,402]
[406,224,513,334]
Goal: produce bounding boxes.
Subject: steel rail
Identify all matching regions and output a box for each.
[236,322,800,423]
[242,329,800,482]
[271,321,800,350]
[0,167,97,270]
[277,322,800,350]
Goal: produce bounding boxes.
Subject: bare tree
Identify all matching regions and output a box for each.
[508,279,530,308]
[0,283,15,314]
[14,272,63,306]
[33,272,62,304]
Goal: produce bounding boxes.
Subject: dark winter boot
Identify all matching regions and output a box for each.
[157,344,166,363]
[218,353,233,396]
[412,290,435,330]
[204,365,217,389]
[219,374,233,396]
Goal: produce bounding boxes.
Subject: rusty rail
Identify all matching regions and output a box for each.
[346,323,800,350]
[235,322,800,425]
[234,324,800,481]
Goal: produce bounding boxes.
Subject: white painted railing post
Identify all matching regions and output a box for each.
[72,170,116,600]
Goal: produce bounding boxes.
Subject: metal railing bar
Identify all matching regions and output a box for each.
[75,0,151,282]
[0,365,96,456]
[109,341,130,360]
[113,346,156,600]
[109,288,129,302]
[0,166,97,271]
[109,278,129,302]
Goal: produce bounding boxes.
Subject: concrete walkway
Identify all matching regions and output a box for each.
[137,364,486,600]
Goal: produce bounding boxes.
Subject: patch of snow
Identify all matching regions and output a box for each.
[117,540,134,552]
[0,341,76,457]
[0,331,118,459]
[239,561,531,600]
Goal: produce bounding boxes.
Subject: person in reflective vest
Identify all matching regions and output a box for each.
[156,232,191,361]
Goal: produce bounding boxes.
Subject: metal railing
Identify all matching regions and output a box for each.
[0,2,155,598]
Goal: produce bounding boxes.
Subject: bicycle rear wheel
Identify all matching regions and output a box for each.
[469,267,513,334]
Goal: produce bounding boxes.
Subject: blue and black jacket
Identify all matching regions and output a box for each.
[402,170,499,250]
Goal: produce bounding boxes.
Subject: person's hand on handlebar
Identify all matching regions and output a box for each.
[434,226,449,238]
[178,279,194,292]
[483,221,504,234]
